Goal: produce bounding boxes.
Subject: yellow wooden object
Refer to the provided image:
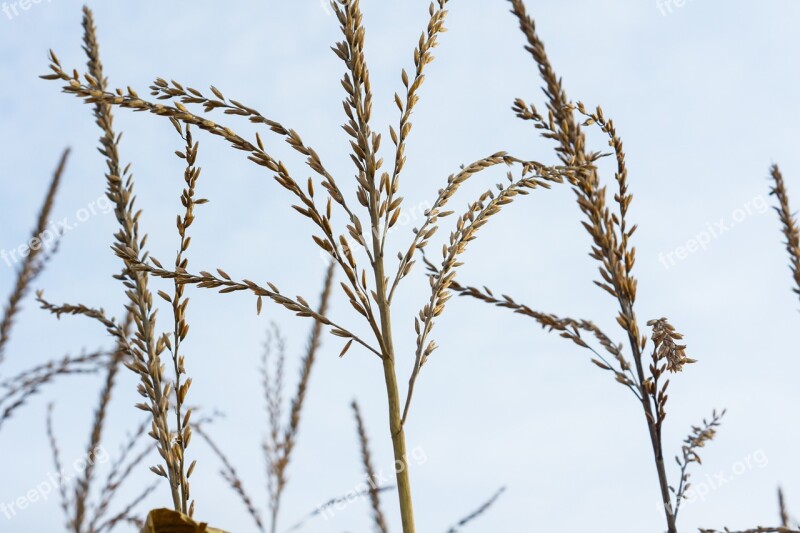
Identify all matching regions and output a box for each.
[140,509,228,533]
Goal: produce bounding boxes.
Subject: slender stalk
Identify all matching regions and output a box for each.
[444,487,505,533]
[626,315,676,532]
[331,2,417,528]
[373,219,415,533]
[165,123,203,516]
[507,3,679,530]
[380,338,414,532]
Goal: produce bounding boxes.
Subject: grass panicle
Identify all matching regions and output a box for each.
[43,2,575,530]
[672,409,725,520]
[446,3,726,532]
[769,165,800,302]
[37,6,196,515]
[0,148,68,365]
[18,2,795,531]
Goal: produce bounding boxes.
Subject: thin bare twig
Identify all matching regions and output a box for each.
[444,487,506,533]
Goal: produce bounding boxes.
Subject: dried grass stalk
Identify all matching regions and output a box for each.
[158,121,206,517]
[72,311,133,531]
[0,148,68,365]
[43,310,157,532]
[700,526,800,533]
[48,397,158,533]
[37,6,194,515]
[444,3,725,531]
[45,4,573,531]
[779,488,790,528]
[195,425,265,532]
[284,487,396,533]
[769,165,800,302]
[264,262,335,533]
[91,418,156,532]
[195,264,335,533]
[0,349,107,430]
[81,5,181,509]
[352,400,389,533]
[672,409,725,519]
[713,162,800,533]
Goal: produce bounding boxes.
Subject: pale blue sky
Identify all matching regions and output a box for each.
[1,1,799,532]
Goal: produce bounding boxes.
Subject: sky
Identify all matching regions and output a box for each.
[1,0,800,532]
